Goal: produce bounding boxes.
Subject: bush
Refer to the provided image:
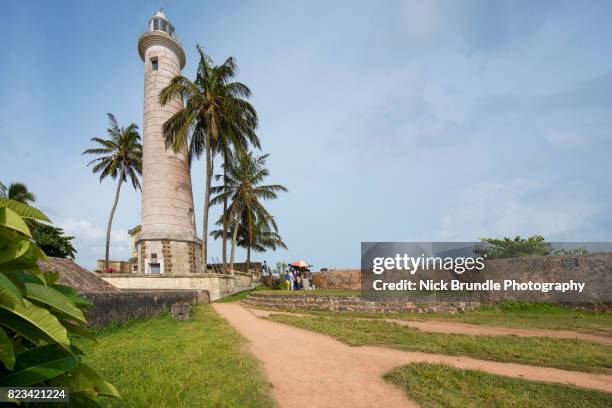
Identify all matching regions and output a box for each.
[0,198,119,406]
[261,276,286,290]
[476,235,552,259]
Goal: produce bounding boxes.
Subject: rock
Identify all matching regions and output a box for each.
[171,302,191,320]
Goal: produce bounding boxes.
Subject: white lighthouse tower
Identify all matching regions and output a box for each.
[136,10,200,275]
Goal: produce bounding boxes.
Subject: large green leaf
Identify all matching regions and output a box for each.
[25,283,86,323]
[42,271,60,285]
[51,284,92,308]
[75,363,121,398]
[0,308,52,346]
[0,273,23,305]
[0,233,39,272]
[62,320,96,342]
[0,207,31,237]
[0,344,79,386]
[0,327,15,370]
[0,298,69,348]
[0,198,51,222]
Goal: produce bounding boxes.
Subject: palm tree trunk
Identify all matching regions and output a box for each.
[105,166,125,271]
[247,246,251,275]
[202,143,212,273]
[229,215,239,275]
[221,151,228,272]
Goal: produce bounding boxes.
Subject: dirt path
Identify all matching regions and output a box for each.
[248,308,612,345]
[214,304,612,408]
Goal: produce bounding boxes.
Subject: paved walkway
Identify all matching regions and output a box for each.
[214,303,612,408]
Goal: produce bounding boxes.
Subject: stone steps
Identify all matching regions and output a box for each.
[243,293,479,313]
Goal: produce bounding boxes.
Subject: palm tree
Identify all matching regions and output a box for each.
[159,45,259,273]
[0,182,36,204]
[210,152,287,273]
[211,211,287,273]
[83,113,142,271]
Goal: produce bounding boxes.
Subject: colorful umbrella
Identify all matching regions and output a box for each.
[290,261,310,268]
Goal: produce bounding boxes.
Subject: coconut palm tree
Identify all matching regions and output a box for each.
[0,182,36,204]
[211,211,287,272]
[83,113,142,270]
[159,45,259,273]
[210,152,287,273]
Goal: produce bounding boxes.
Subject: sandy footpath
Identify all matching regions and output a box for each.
[248,307,612,345]
[214,303,612,408]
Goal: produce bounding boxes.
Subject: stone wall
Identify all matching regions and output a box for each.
[99,271,257,301]
[311,269,361,290]
[460,252,612,303]
[243,293,478,313]
[313,253,612,304]
[81,289,209,327]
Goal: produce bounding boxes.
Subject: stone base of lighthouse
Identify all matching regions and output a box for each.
[137,236,202,275]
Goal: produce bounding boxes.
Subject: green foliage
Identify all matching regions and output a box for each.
[275,261,288,274]
[76,306,275,407]
[268,314,612,373]
[31,221,77,259]
[385,363,612,408]
[0,198,119,406]
[82,113,142,190]
[260,276,284,290]
[476,235,552,259]
[210,151,287,268]
[0,182,36,204]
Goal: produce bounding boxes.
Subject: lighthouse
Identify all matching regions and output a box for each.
[135,10,200,275]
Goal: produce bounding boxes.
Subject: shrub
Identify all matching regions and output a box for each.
[0,198,119,406]
[261,276,285,290]
[476,235,552,259]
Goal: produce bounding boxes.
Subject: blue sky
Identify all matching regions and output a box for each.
[2,0,612,270]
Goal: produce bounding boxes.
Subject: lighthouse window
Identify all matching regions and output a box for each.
[151,58,159,71]
[160,20,167,32]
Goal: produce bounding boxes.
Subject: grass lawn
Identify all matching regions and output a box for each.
[77,305,275,408]
[267,314,612,374]
[215,285,270,303]
[255,298,612,334]
[406,302,612,334]
[384,363,612,408]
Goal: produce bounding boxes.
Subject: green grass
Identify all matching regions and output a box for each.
[267,314,612,374]
[255,300,612,334]
[77,306,275,408]
[384,363,612,408]
[409,302,612,334]
[256,289,360,296]
[215,285,270,303]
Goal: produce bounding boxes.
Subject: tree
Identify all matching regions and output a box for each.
[211,211,287,272]
[31,221,77,259]
[0,182,36,204]
[83,113,142,270]
[475,235,552,259]
[0,198,119,406]
[159,45,259,274]
[210,152,287,273]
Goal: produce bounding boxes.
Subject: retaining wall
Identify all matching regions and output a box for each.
[243,293,479,313]
[99,271,257,301]
[81,289,209,327]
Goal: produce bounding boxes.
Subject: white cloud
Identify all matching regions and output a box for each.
[58,218,130,270]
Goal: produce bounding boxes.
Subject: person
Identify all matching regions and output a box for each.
[262,261,269,276]
[286,269,294,290]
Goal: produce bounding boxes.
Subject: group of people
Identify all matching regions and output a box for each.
[283,269,310,290]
